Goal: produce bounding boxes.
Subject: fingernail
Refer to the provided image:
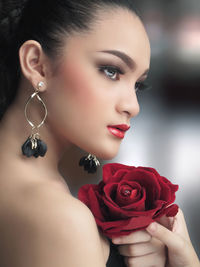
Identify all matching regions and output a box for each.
[112,237,122,244]
[147,222,157,232]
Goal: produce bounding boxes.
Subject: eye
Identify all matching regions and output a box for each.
[135,81,151,92]
[99,66,124,81]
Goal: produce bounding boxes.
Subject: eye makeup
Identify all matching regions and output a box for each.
[98,50,135,70]
[93,54,150,90]
[135,80,151,92]
[96,62,151,92]
[98,65,124,81]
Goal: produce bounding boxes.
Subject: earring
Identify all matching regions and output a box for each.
[79,154,100,173]
[21,82,48,158]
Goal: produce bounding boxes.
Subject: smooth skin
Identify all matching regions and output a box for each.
[0,181,106,267]
[0,6,198,267]
[112,209,200,267]
[0,7,150,267]
[147,210,200,267]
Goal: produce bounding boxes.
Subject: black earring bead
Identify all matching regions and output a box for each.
[79,155,87,167]
[79,154,100,174]
[22,137,47,158]
[21,137,35,157]
[36,139,47,157]
[84,159,97,173]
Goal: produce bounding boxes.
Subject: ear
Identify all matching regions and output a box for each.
[19,40,49,92]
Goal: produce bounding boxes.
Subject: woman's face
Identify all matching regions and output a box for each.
[45,8,150,159]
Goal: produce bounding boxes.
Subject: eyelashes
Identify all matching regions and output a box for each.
[98,65,124,81]
[135,81,151,92]
[98,65,150,92]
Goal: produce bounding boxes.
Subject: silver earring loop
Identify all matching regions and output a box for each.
[21,82,48,158]
[24,90,48,130]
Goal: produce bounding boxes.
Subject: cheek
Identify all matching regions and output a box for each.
[58,61,116,126]
[46,61,121,157]
[48,61,107,134]
[59,62,98,110]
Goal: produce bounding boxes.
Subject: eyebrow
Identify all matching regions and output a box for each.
[98,49,149,76]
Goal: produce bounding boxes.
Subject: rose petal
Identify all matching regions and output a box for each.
[165,204,179,217]
[101,193,159,219]
[78,184,93,206]
[153,204,179,219]
[78,163,179,239]
[137,166,161,177]
[157,176,177,202]
[103,181,144,210]
[116,186,137,206]
[123,170,161,206]
[115,181,141,206]
[109,216,153,231]
[113,169,129,181]
[87,187,106,221]
[139,168,179,203]
[103,163,136,183]
[95,216,154,238]
[122,188,146,211]
[78,184,107,221]
[103,183,121,208]
[96,217,131,231]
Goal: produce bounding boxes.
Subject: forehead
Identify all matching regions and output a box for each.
[64,8,150,67]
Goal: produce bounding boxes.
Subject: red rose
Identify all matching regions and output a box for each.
[78,163,179,238]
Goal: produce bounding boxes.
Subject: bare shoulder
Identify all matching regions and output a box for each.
[0,181,106,267]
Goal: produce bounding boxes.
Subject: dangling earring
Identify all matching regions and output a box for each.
[79,154,100,173]
[21,82,48,158]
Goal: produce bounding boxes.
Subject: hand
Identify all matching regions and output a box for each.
[112,229,166,267]
[146,209,200,267]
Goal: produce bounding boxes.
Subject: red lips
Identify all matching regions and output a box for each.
[107,124,130,139]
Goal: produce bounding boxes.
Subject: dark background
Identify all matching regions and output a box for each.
[60,0,200,257]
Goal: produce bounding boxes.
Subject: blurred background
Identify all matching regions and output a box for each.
[59,0,200,256]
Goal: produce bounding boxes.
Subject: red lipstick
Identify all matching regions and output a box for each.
[107,124,130,139]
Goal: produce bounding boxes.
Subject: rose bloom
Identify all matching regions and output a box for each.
[78,163,179,238]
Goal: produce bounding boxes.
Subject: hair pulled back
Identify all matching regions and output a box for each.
[0,0,138,120]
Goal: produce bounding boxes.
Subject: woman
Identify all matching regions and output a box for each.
[0,0,199,266]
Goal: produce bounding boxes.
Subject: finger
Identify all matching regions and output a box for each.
[124,251,166,267]
[172,209,191,242]
[158,214,174,230]
[147,221,200,267]
[117,238,165,257]
[158,209,191,242]
[146,221,187,255]
[112,230,151,245]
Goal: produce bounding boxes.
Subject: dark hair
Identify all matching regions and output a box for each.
[0,0,139,120]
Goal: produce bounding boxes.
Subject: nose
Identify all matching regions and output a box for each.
[116,85,140,119]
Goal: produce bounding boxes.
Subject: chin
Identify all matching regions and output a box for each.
[94,145,119,160]
[78,137,121,160]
